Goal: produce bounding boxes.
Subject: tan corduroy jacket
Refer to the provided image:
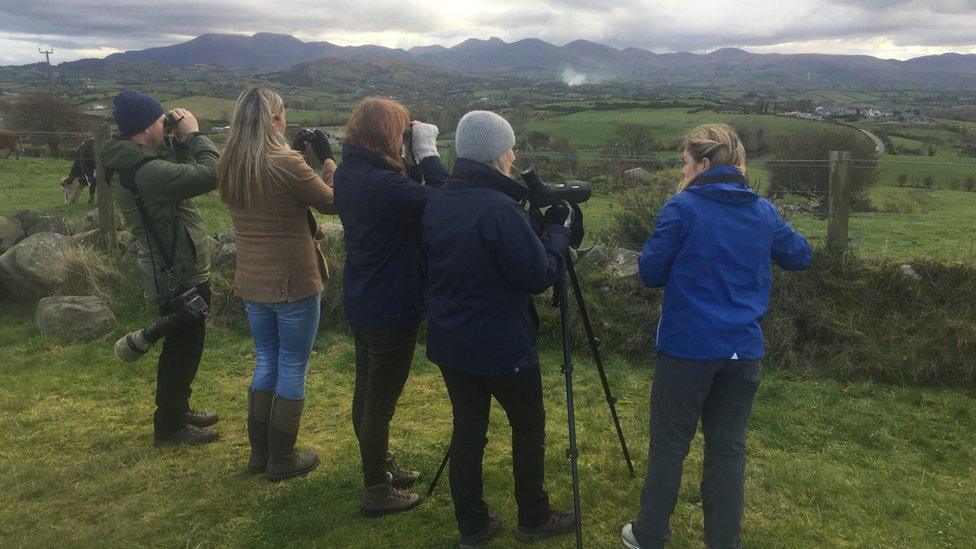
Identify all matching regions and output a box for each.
[230,151,337,303]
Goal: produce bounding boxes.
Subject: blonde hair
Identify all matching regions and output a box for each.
[345,97,410,175]
[218,87,294,208]
[678,123,746,191]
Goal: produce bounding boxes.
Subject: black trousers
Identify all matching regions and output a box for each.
[351,323,419,487]
[633,354,761,549]
[153,282,211,436]
[439,364,551,535]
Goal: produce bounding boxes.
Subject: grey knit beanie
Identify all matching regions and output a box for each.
[455,111,516,164]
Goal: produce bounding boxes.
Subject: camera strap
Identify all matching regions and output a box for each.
[118,158,181,296]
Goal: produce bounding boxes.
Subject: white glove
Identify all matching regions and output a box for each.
[410,122,439,161]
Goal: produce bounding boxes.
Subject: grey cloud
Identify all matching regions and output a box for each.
[0,0,973,65]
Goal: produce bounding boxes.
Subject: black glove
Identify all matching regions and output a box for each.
[292,129,333,163]
[543,200,574,230]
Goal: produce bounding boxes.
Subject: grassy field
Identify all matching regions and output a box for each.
[523,108,826,151]
[1,300,974,548]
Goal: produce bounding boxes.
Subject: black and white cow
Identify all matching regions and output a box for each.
[61,138,97,205]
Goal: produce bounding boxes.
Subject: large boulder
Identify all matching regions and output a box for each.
[25,215,74,237]
[0,232,73,302]
[212,243,237,269]
[217,227,236,244]
[35,296,116,341]
[608,247,640,279]
[119,240,146,276]
[0,216,25,253]
[75,208,126,234]
[11,210,46,233]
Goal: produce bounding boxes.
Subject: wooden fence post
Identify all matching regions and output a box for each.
[94,124,117,252]
[826,150,852,252]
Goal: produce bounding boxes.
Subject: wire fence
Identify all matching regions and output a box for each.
[3,130,975,260]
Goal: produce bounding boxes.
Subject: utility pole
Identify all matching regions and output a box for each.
[39,49,54,96]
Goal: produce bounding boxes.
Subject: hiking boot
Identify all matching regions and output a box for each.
[154,423,220,447]
[265,395,319,481]
[621,522,641,549]
[184,409,219,428]
[460,514,502,549]
[385,452,421,488]
[360,482,421,517]
[246,389,274,474]
[515,509,576,542]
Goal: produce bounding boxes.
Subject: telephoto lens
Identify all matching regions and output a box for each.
[114,288,209,362]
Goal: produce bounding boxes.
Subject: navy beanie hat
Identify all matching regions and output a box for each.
[113,89,164,137]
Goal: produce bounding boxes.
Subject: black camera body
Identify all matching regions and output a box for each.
[114,287,210,362]
[163,113,178,133]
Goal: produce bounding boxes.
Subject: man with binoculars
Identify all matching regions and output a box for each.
[100,89,221,446]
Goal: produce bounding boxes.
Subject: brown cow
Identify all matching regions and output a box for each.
[0,129,22,159]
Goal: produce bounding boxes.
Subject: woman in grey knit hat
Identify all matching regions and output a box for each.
[422,110,578,548]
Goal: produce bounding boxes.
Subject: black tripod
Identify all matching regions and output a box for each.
[426,249,636,548]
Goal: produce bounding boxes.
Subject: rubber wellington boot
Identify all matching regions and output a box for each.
[264,395,319,481]
[246,389,274,474]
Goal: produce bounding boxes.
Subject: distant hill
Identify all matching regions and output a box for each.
[12,33,976,89]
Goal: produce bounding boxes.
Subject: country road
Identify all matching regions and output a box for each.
[859,128,886,154]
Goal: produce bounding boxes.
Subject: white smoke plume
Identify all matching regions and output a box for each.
[561,66,588,86]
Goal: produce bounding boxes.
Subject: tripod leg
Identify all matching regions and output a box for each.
[567,259,637,477]
[557,267,584,548]
[425,444,451,499]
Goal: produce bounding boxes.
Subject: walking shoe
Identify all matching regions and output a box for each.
[154,423,220,447]
[246,389,274,474]
[385,452,422,488]
[515,509,576,542]
[621,522,641,549]
[265,395,319,481]
[360,482,421,517]
[459,515,502,548]
[184,409,219,428]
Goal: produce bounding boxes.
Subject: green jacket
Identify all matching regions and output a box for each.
[100,134,220,304]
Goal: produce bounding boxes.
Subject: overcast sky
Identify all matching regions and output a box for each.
[1,0,975,66]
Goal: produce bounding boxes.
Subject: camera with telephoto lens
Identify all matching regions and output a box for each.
[114,287,210,362]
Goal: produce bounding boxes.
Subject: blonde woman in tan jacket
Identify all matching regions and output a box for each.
[217,87,336,481]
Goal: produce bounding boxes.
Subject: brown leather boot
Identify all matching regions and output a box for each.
[360,482,421,517]
[384,452,421,488]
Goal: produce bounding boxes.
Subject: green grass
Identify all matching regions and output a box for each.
[523,108,824,151]
[0,299,973,547]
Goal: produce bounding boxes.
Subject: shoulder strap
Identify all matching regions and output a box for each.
[118,158,177,272]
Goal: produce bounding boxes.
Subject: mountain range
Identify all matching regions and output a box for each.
[33,33,976,89]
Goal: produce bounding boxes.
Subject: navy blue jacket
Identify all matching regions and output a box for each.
[333,143,449,328]
[639,165,812,361]
[422,158,570,375]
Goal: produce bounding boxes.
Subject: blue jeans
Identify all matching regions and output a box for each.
[244,293,321,399]
[633,354,761,549]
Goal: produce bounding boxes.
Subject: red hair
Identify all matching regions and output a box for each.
[345,97,410,174]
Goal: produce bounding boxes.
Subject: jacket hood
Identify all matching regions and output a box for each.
[684,165,759,205]
[451,157,529,202]
[99,138,155,170]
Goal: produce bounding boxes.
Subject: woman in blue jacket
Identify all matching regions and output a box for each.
[621,124,812,549]
[423,111,577,548]
[333,97,449,516]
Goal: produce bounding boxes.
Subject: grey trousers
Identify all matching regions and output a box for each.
[632,354,761,549]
